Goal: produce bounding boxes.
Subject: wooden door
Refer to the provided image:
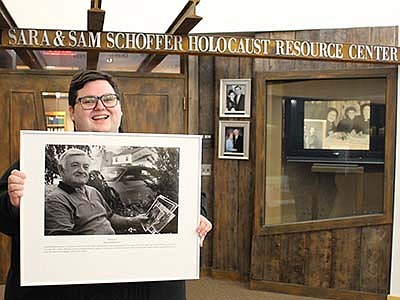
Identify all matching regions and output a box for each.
[118,76,186,134]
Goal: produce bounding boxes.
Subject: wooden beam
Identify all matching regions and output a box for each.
[0,0,44,69]
[137,0,202,73]
[87,9,105,32]
[86,51,100,70]
[86,1,105,70]
[165,0,201,33]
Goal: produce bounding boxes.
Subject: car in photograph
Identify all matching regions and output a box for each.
[101,165,156,209]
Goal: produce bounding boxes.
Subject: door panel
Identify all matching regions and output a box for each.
[119,77,185,134]
[123,94,169,133]
[10,91,41,162]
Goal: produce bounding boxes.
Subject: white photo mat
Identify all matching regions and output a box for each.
[20,130,202,286]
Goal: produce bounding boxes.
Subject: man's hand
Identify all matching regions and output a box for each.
[128,213,148,224]
[197,215,212,247]
[7,170,26,208]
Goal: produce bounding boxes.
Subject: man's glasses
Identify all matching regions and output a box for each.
[75,93,119,110]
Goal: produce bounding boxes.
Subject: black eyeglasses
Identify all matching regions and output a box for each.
[75,93,119,110]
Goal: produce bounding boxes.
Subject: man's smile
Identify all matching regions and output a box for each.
[92,114,110,120]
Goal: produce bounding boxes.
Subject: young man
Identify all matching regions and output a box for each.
[0,70,212,300]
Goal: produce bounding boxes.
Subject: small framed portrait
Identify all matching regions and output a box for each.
[219,78,251,118]
[218,120,250,160]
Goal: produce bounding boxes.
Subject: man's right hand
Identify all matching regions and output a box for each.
[7,170,26,208]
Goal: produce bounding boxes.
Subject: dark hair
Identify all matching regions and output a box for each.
[360,103,370,116]
[327,107,338,117]
[344,106,357,117]
[68,70,120,106]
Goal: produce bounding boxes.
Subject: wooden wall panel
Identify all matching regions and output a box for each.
[360,225,391,294]
[237,56,254,276]
[210,55,254,278]
[263,234,281,282]
[304,231,332,288]
[9,91,39,161]
[198,55,215,269]
[331,228,361,290]
[119,77,185,134]
[212,56,240,272]
[123,94,169,133]
[280,233,306,284]
[269,31,296,71]
[249,236,265,280]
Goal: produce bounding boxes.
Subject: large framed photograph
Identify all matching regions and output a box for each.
[218,120,250,160]
[219,78,251,117]
[20,131,202,286]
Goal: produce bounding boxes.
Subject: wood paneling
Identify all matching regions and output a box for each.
[249,236,265,280]
[119,77,185,134]
[331,228,361,290]
[212,56,239,272]
[304,231,332,288]
[263,235,281,282]
[280,233,306,284]
[211,55,254,276]
[360,225,391,294]
[9,91,40,161]
[198,55,215,269]
[123,93,169,133]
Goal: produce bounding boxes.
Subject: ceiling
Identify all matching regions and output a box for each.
[3,0,400,34]
[1,0,400,71]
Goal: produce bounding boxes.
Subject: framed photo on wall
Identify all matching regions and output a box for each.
[218,120,250,160]
[219,78,251,117]
[19,130,202,286]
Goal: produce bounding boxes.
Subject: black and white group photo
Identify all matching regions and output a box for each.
[303,100,371,150]
[44,144,180,236]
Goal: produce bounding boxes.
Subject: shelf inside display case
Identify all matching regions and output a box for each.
[45,111,65,131]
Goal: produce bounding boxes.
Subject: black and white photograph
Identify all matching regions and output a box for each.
[19,131,202,286]
[303,99,371,150]
[303,119,325,149]
[219,78,251,117]
[218,120,250,160]
[44,144,180,236]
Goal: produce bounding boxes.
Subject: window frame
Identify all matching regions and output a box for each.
[254,68,397,236]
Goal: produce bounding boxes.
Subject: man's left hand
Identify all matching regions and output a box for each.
[197,215,212,247]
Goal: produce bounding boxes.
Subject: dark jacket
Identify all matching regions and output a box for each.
[1,160,208,300]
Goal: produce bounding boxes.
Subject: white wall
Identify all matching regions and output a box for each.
[3,0,400,34]
[390,27,400,296]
